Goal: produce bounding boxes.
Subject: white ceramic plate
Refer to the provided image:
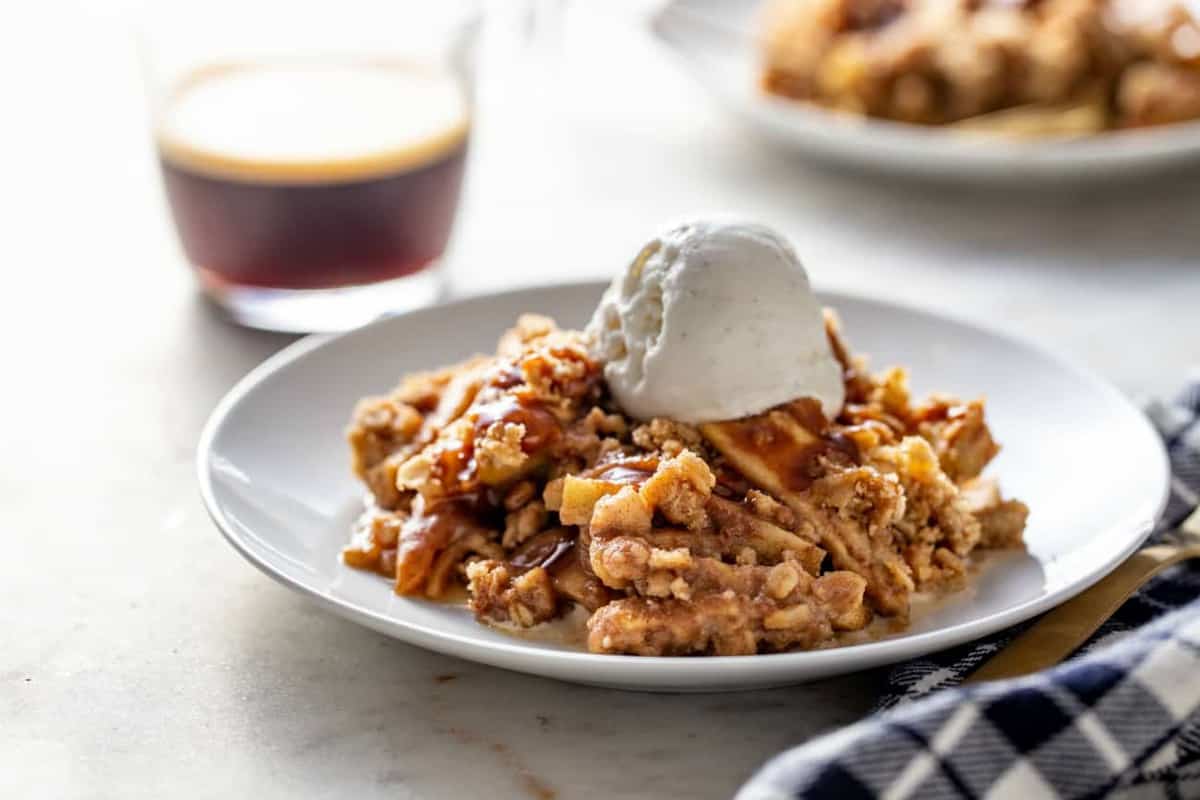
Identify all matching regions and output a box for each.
[198,282,1168,691]
[651,0,1200,181]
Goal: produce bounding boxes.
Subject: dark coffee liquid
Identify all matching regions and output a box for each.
[157,62,469,291]
[160,143,467,290]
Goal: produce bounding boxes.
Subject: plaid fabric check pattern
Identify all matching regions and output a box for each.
[738,380,1200,800]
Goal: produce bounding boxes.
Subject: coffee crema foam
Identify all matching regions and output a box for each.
[157,61,469,184]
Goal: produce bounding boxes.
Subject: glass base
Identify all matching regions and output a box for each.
[196,266,445,333]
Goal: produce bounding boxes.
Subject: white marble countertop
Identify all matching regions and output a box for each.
[4,2,1200,798]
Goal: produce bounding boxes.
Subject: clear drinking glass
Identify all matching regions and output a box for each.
[140,0,480,332]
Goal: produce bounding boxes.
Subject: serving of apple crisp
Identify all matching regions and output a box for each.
[341,220,1027,657]
[761,0,1200,135]
[342,309,1027,656]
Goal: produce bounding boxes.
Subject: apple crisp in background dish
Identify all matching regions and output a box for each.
[761,0,1200,135]
[343,312,1028,657]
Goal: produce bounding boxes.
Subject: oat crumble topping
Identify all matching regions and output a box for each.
[342,313,1028,656]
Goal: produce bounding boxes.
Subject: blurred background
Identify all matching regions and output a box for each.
[3,0,1197,395]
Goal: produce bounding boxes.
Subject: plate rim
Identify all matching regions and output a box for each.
[197,281,1170,683]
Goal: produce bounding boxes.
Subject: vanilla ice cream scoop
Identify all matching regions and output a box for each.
[586,218,844,423]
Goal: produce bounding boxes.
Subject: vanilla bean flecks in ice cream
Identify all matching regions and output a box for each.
[586,219,844,423]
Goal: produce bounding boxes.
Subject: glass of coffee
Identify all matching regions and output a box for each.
[140,1,479,332]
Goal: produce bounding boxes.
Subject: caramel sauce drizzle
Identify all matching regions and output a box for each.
[701,398,858,493]
[472,394,562,453]
[586,456,660,487]
[509,529,576,571]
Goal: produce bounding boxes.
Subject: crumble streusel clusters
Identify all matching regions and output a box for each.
[343,313,1027,656]
[762,0,1200,132]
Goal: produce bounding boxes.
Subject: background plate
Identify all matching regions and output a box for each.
[199,282,1168,691]
[651,0,1200,181]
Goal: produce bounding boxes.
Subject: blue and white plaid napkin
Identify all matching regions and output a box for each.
[739,381,1200,800]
